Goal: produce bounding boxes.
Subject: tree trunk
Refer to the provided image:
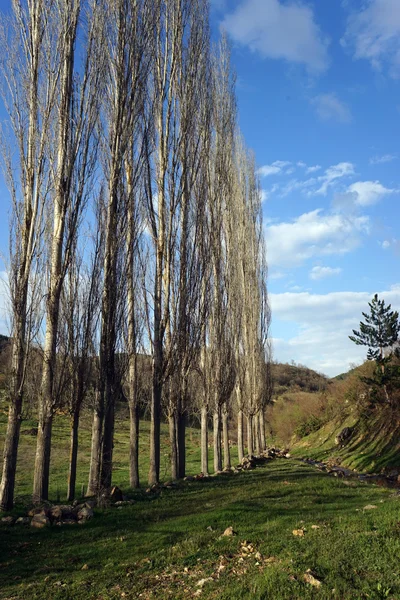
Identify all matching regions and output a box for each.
[254,414,261,456]
[201,405,209,476]
[169,410,178,481]
[126,160,139,489]
[129,401,140,489]
[247,413,254,457]
[177,409,186,479]
[213,408,222,473]
[0,400,23,510]
[149,353,162,485]
[100,382,115,490]
[33,416,53,502]
[259,410,266,452]
[237,408,244,463]
[0,275,30,510]
[222,405,230,470]
[87,404,103,496]
[67,410,80,501]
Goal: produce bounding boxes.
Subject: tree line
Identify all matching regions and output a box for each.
[0,0,271,511]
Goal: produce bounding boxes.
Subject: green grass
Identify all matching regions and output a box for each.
[291,409,400,475]
[1,460,400,599]
[2,403,400,599]
[0,403,238,503]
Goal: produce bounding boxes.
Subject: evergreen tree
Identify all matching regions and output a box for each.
[350,294,400,403]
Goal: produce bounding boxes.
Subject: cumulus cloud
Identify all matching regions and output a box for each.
[221,0,329,73]
[342,0,400,77]
[348,180,396,205]
[311,93,352,123]
[309,266,342,280]
[270,286,400,376]
[266,208,369,268]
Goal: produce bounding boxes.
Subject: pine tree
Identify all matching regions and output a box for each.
[349,294,400,403]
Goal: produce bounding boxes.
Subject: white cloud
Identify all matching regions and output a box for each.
[370,154,397,165]
[342,0,400,77]
[269,270,287,280]
[309,266,342,280]
[311,93,352,123]
[348,180,395,205]
[258,160,292,177]
[315,162,355,195]
[381,238,399,251]
[221,0,329,73]
[260,190,269,203]
[259,165,281,177]
[266,208,369,268]
[306,165,322,174]
[270,287,400,376]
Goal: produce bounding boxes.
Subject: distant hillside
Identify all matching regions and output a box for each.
[0,335,10,389]
[271,361,329,396]
[0,334,9,351]
[332,365,360,381]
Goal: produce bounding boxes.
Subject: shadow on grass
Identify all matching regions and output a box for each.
[1,459,389,595]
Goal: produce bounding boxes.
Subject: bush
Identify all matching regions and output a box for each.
[294,414,324,438]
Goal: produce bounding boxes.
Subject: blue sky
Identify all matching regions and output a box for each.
[0,0,400,376]
[209,0,400,376]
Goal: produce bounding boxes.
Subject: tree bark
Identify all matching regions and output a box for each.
[87,404,103,496]
[222,404,230,470]
[169,410,178,481]
[201,405,209,476]
[129,401,140,489]
[247,413,254,457]
[177,408,186,479]
[67,410,80,501]
[149,352,162,484]
[237,408,244,464]
[33,416,53,502]
[254,413,261,456]
[100,382,115,490]
[213,408,222,473]
[0,400,23,510]
[259,410,266,452]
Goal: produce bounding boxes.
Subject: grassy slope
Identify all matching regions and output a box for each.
[291,407,400,474]
[1,460,400,599]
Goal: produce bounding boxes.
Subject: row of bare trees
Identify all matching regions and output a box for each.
[0,0,271,511]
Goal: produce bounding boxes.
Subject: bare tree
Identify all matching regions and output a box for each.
[0,0,55,510]
[163,0,211,480]
[206,36,237,474]
[60,208,103,501]
[87,0,151,496]
[33,0,103,502]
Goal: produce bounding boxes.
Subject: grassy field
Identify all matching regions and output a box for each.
[1,459,400,599]
[2,403,400,599]
[0,402,238,504]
